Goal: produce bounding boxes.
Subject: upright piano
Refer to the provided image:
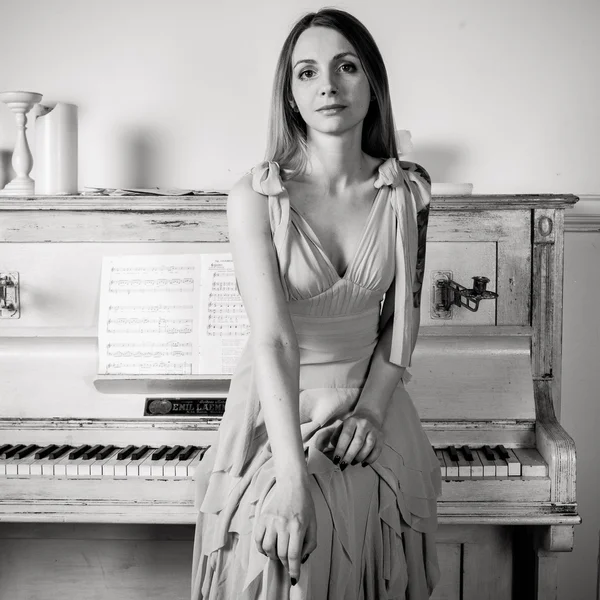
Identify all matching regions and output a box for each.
[0,192,580,600]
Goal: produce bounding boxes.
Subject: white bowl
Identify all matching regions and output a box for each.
[431,183,473,196]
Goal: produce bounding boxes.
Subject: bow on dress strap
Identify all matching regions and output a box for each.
[375,158,431,369]
[250,161,285,196]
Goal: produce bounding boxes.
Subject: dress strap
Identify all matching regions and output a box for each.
[375,158,431,369]
[249,161,290,252]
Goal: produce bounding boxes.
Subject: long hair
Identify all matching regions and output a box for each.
[265,8,398,180]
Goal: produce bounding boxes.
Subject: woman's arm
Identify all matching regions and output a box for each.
[355,202,430,424]
[227,174,308,485]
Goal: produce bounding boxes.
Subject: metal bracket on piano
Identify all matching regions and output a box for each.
[432,271,498,319]
[0,272,19,319]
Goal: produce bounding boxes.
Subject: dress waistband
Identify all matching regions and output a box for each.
[290,307,380,361]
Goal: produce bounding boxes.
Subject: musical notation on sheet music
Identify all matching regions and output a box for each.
[198,256,250,373]
[98,254,249,376]
[98,255,200,375]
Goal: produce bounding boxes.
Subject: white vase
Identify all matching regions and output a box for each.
[35,102,78,195]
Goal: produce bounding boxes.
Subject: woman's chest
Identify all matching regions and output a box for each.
[285,183,381,276]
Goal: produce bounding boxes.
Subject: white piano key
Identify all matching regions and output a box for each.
[17,453,42,475]
[150,456,170,477]
[164,458,179,477]
[513,448,547,476]
[470,452,484,477]
[77,459,95,477]
[455,450,471,477]
[5,457,21,475]
[476,450,496,477]
[138,454,156,477]
[66,460,80,477]
[434,450,446,477]
[494,457,509,477]
[102,452,128,477]
[29,459,46,475]
[441,449,459,477]
[114,456,135,478]
[506,449,522,476]
[90,449,119,476]
[187,451,204,478]
[126,451,153,477]
[52,453,72,476]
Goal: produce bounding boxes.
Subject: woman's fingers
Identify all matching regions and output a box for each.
[261,528,279,561]
[287,527,302,582]
[333,415,384,468]
[277,529,290,573]
[332,421,356,467]
[301,509,318,559]
[359,439,383,466]
[352,431,377,464]
[254,521,266,556]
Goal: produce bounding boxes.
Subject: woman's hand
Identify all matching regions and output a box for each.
[331,409,385,469]
[254,477,317,585]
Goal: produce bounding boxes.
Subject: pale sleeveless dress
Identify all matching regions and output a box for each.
[191,158,442,599]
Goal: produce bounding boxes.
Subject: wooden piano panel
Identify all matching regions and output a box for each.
[422,241,497,326]
[426,209,531,326]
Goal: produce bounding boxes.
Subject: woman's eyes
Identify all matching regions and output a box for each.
[298,63,357,80]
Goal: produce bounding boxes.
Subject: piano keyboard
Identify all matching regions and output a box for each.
[0,442,547,479]
[435,444,547,478]
[0,443,209,478]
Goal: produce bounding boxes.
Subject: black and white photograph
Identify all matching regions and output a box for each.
[0,1,598,599]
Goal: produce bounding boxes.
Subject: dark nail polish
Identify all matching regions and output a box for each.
[340,461,347,471]
[291,578,297,586]
[350,459,357,466]
[302,554,309,564]
[333,455,340,465]
[361,462,368,467]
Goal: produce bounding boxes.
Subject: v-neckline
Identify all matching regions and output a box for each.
[287,185,386,280]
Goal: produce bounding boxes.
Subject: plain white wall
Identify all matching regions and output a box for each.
[1,0,599,194]
[1,1,599,598]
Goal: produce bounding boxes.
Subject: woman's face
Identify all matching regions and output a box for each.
[290,26,371,137]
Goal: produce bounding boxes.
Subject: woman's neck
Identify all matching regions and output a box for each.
[304,131,372,195]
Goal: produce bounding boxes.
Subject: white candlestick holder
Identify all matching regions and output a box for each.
[0,91,43,196]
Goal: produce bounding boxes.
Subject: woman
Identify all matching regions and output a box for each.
[192,8,441,599]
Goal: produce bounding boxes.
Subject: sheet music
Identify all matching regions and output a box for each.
[198,255,250,374]
[98,254,249,375]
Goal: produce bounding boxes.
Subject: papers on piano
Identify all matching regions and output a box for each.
[98,254,250,376]
[82,186,227,196]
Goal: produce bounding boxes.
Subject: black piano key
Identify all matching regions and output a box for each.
[131,445,151,460]
[178,445,197,461]
[482,444,496,461]
[117,445,136,460]
[82,444,104,460]
[35,444,59,460]
[15,444,39,459]
[198,446,210,460]
[151,445,169,460]
[165,445,184,461]
[495,444,510,460]
[49,445,72,460]
[68,445,91,460]
[4,444,26,459]
[447,446,459,462]
[461,445,474,461]
[0,444,13,457]
[96,445,117,460]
